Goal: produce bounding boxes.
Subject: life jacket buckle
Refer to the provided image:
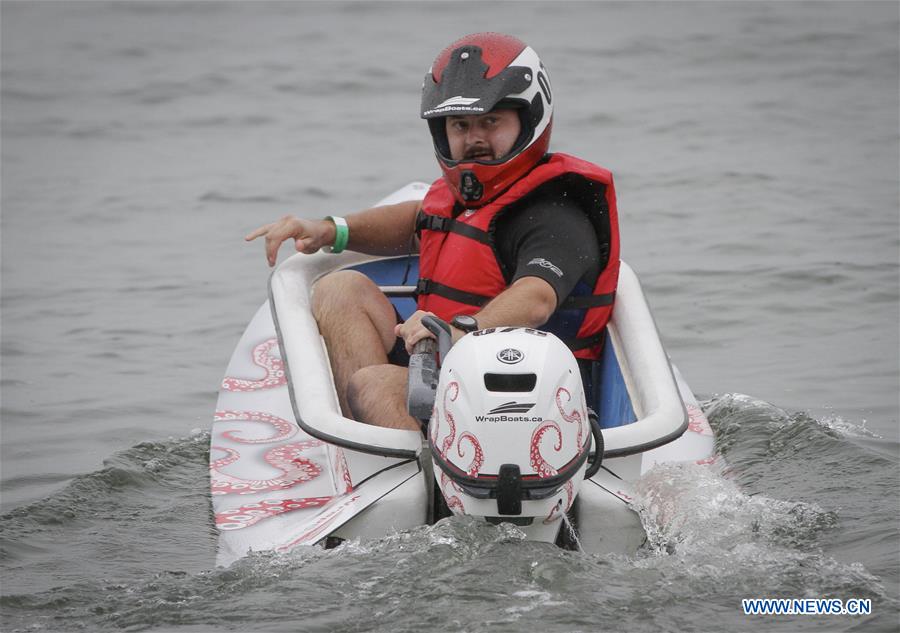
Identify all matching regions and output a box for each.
[419,215,454,233]
[416,278,433,295]
[434,216,453,232]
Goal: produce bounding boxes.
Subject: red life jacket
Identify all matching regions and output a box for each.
[416,153,620,360]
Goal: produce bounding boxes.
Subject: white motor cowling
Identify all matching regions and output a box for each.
[429,327,593,539]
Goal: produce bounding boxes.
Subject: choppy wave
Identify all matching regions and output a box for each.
[3,434,203,526]
[0,433,217,612]
[3,399,898,632]
[623,395,899,631]
[633,462,879,595]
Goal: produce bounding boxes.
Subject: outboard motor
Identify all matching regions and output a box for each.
[429,327,594,541]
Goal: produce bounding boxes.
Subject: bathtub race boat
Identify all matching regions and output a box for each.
[210,182,715,568]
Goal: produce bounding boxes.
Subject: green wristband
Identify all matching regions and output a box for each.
[324,216,349,254]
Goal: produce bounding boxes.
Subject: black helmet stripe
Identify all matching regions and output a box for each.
[421,45,532,119]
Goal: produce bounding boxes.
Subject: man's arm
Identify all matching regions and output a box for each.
[343,201,421,255]
[396,277,557,352]
[245,199,421,267]
[474,277,557,332]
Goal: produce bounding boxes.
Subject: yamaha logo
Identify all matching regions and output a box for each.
[497,348,524,364]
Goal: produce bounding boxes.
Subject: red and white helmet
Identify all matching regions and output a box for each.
[429,328,591,540]
[420,33,554,207]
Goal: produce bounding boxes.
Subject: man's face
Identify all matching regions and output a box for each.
[445,109,521,162]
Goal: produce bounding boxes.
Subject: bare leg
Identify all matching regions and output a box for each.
[347,365,419,431]
[312,270,398,416]
[312,271,420,430]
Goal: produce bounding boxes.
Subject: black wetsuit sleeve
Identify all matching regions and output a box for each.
[494,196,602,306]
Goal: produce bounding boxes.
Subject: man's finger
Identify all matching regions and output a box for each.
[295,237,317,254]
[404,327,436,354]
[245,224,272,241]
[266,237,283,266]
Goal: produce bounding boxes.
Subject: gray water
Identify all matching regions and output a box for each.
[1,2,898,631]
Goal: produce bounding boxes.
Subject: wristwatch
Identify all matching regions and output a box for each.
[451,314,479,333]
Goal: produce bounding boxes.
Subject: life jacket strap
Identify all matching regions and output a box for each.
[565,331,606,351]
[416,278,492,307]
[560,292,616,309]
[415,212,491,245]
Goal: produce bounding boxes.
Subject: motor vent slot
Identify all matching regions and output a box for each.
[483,373,537,392]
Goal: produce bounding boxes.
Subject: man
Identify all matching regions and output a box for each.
[246,33,620,432]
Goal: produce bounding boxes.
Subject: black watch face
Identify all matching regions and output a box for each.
[452,315,478,332]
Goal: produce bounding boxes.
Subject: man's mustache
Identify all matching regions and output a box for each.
[463,146,495,160]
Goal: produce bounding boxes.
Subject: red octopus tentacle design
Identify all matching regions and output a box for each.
[430,402,440,446]
[215,496,333,531]
[426,404,438,444]
[543,480,576,525]
[210,440,323,495]
[276,493,362,550]
[214,410,298,444]
[210,446,240,470]
[221,338,286,392]
[544,499,565,525]
[563,479,575,511]
[440,382,459,458]
[686,404,713,436]
[333,447,353,494]
[530,421,563,478]
[556,387,584,448]
[457,432,484,477]
[440,471,465,514]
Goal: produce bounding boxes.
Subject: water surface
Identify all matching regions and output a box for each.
[2,2,898,631]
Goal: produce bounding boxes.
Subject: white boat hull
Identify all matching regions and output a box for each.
[210,183,715,566]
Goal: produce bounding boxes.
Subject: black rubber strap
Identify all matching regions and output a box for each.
[416,278,492,307]
[560,292,616,309]
[416,212,491,245]
[565,331,606,351]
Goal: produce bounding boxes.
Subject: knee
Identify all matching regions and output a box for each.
[312,270,376,318]
[346,364,412,427]
[346,365,382,420]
